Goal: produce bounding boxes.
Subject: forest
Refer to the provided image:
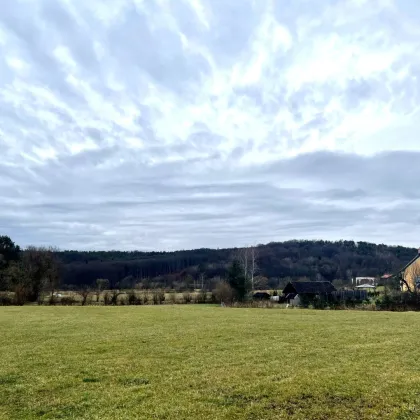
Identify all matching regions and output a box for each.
[56,240,416,290]
[1,236,417,293]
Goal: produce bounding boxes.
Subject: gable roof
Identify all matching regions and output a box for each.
[389,252,420,279]
[283,281,336,295]
[399,253,420,273]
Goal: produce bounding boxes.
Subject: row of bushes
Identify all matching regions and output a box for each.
[0,290,217,306]
[289,290,420,311]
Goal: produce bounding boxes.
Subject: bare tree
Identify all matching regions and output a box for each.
[249,246,259,290]
[76,287,92,306]
[110,289,123,305]
[235,246,259,290]
[95,278,109,302]
[199,272,206,290]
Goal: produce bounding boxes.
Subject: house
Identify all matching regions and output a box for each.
[282,281,336,299]
[394,249,420,291]
[353,277,376,286]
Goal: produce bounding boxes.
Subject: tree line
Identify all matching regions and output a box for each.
[1,235,417,301]
[0,236,60,304]
[57,240,416,290]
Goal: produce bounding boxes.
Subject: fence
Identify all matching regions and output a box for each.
[331,290,368,301]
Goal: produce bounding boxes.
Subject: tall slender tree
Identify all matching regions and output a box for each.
[227,259,249,302]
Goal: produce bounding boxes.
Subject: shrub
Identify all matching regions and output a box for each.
[152,290,165,305]
[0,294,13,306]
[60,296,76,306]
[312,297,328,310]
[37,293,46,306]
[168,292,178,304]
[13,285,28,306]
[127,290,136,305]
[183,292,192,304]
[213,281,234,305]
[373,291,420,311]
[196,291,207,304]
[48,295,57,306]
[103,292,110,306]
[110,290,121,306]
[209,292,217,304]
[127,290,142,305]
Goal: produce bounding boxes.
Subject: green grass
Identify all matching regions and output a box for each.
[1,307,420,419]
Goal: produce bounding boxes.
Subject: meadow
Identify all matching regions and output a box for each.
[1,306,420,419]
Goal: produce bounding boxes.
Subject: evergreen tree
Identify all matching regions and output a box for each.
[228,259,249,302]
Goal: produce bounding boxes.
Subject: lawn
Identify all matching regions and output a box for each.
[1,306,420,419]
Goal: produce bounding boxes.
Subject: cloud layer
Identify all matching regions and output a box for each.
[1,0,420,250]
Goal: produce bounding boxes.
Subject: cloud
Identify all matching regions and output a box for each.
[1,0,420,250]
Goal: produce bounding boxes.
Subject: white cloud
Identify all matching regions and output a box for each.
[1,0,420,250]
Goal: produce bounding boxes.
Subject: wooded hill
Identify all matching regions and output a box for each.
[58,240,417,290]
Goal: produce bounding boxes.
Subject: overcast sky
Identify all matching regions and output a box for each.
[1,0,420,251]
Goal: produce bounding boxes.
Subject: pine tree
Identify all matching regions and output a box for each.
[228,259,249,302]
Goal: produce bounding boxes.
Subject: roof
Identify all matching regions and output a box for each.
[399,253,420,273]
[283,281,336,295]
[390,252,420,278]
[253,292,271,299]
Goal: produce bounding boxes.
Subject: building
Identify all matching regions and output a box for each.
[353,277,376,286]
[282,281,336,298]
[252,292,271,300]
[395,249,420,291]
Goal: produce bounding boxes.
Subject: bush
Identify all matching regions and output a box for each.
[0,294,13,306]
[312,297,329,310]
[168,292,178,304]
[127,290,142,305]
[196,291,208,304]
[213,282,234,305]
[373,291,420,311]
[110,291,121,306]
[152,290,165,305]
[103,292,110,306]
[60,296,76,306]
[48,295,57,306]
[209,292,217,304]
[142,292,149,305]
[13,285,28,306]
[183,292,192,304]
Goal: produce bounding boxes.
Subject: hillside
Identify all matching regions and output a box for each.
[58,240,417,290]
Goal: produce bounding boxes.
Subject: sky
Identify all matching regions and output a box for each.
[1,0,420,251]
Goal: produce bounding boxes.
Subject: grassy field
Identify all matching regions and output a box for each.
[1,307,420,419]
